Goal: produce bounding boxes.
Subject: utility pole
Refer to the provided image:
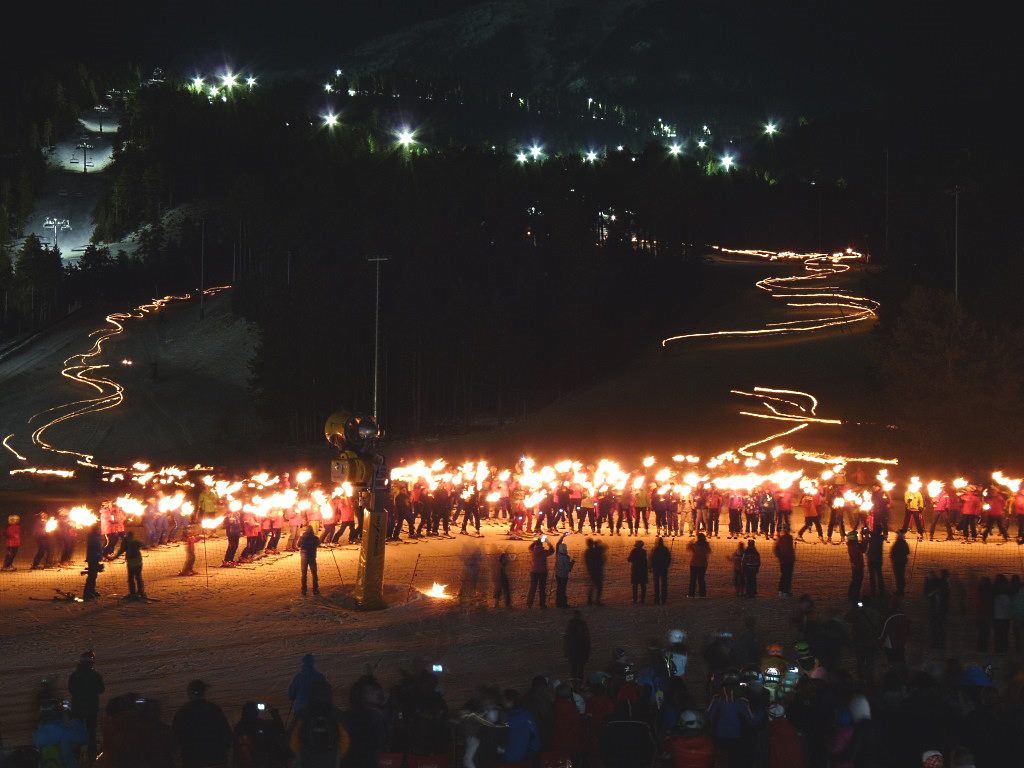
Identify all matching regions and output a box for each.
[367,256,389,420]
[199,219,206,320]
[811,180,822,251]
[953,186,961,302]
[818,190,823,251]
[883,148,889,261]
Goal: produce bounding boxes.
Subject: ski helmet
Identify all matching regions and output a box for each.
[668,629,687,645]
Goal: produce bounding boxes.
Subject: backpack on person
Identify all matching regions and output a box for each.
[38,744,66,768]
[302,703,340,754]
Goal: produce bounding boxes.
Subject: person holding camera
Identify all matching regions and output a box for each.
[554,531,574,608]
[233,701,288,768]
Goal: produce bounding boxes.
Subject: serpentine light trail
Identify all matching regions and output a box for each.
[729,387,898,466]
[659,248,896,466]
[661,247,876,346]
[3,287,230,472]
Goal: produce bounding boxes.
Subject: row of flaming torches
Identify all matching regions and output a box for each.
[38,459,1023,533]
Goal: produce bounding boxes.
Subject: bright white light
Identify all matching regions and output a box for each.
[585,150,598,162]
[616,145,624,151]
[191,76,204,90]
[764,122,778,136]
[516,152,528,163]
[335,68,342,76]
[347,88,357,97]
[245,76,257,88]
[322,112,339,128]
[324,83,333,93]
[697,139,707,149]
[668,143,682,156]
[396,127,416,147]
[208,86,220,97]
[530,145,543,160]
[720,153,735,170]
[220,72,238,89]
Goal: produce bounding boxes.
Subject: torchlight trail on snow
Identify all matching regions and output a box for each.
[6,287,231,473]
[730,387,898,466]
[661,247,875,346]
[4,247,1013,495]
[2,434,27,461]
[657,247,896,468]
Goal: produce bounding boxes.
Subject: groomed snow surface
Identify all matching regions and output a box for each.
[0,520,1016,745]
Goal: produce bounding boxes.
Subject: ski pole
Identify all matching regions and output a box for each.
[202,534,211,591]
[329,545,344,585]
[406,553,422,604]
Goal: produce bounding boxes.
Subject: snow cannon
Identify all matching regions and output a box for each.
[325,410,381,486]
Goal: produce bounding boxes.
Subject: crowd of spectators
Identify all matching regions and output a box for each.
[8,576,1024,768]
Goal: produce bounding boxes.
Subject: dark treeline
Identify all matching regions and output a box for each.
[87,80,894,442]
[5,59,1022,453]
[870,287,1024,469]
[0,62,144,334]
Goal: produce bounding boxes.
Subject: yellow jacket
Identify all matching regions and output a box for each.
[904,491,924,511]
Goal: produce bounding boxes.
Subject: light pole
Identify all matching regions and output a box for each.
[70,138,94,173]
[94,104,109,133]
[199,219,206,320]
[43,218,71,250]
[367,256,389,420]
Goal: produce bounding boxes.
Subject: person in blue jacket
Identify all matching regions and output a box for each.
[33,700,88,768]
[501,690,540,763]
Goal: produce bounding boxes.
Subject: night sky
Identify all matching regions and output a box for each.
[13,1,1019,121]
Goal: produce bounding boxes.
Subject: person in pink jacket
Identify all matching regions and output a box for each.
[929,487,954,541]
[3,514,21,570]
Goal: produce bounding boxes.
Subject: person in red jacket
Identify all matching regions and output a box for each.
[775,488,794,534]
[959,487,981,541]
[3,514,21,570]
[981,488,1009,543]
[551,683,584,760]
[1013,488,1024,544]
[663,709,714,768]
[797,490,823,542]
[757,704,805,768]
[332,494,357,544]
[585,682,615,763]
